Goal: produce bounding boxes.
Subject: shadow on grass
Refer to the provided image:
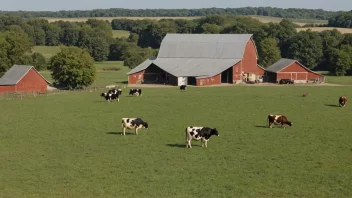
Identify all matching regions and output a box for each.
[324,104,339,107]
[166,144,186,148]
[106,132,135,135]
[255,125,268,128]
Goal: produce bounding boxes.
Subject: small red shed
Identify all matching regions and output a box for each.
[265,58,325,83]
[0,65,50,93]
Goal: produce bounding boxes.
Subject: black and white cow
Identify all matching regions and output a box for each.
[180,85,187,90]
[121,118,149,136]
[100,92,120,102]
[185,126,219,148]
[129,88,142,96]
[108,88,122,96]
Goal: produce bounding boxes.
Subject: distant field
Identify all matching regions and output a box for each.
[297,27,352,34]
[40,61,129,87]
[32,46,61,59]
[325,76,352,85]
[42,15,327,27]
[112,30,130,38]
[43,16,200,22]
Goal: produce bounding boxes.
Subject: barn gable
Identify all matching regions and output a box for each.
[0,65,51,85]
[265,58,324,77]
[127,33,255,79]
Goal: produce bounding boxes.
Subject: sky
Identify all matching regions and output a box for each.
[0,0,350,12]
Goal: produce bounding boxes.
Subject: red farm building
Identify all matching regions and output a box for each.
[265,58,325,84]
[127,33,263,86]
[0,65,51,93]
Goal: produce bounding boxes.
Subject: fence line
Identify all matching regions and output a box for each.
[0,85,127,100]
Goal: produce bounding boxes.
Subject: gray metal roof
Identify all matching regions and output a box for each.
[158,34,253,59]
[127,33,254,77]
[0,65,50,85]
[265,58,296,73]
[127,57,156,75]
[153,58,241,78]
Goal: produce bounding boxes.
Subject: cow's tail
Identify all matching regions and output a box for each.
[267,115,269,127]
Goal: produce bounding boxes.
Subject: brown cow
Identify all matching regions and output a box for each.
[267,115,293,129]
[339,96,347,107]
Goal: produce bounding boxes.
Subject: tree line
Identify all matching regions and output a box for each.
[0,7,343,20]
[1,14,352,89]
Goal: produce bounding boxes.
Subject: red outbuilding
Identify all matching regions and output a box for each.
[0,65,51,93]
[127,33,261,86]
[265,58,325,83]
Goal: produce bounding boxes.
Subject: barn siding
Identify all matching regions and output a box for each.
[278,62,325,82]
[0,85,15,93]
[15,69,48,93]
[256,65,265,76]
[232,61,242,83]
[128,70,145,84]
[196,74,221,86]
[241,39,258,74]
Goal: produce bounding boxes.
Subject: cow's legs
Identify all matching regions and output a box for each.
[204,141,208,148]
[135,128,138,135]
[200,139,203,147]
[269,122,273,128]
[122,127,126,136]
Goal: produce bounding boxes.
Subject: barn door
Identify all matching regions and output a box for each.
[291,73,297,80]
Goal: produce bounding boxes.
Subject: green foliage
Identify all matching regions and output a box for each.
[287,30,323,69]
[329,49,352,76]
[90,36,109,61]
[127,33,139,43]
[328,11,352,28]
[31,52,47,71]
[200,23,222,34]
[257,37,281,67]
[0,7,342,20]
[48,46,96,89]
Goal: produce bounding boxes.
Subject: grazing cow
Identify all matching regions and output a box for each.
[339,96,347,107]
[129,88,142,96]
[180,85,187,90]
[185,126,219,148]
[121,118,148,136]
[100,92,120,102]
[267,115,293,129]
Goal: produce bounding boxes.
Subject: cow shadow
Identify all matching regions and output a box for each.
[93,101,107,103]
[166,143,201,148]
[255,125,268,128]
[324,104,339,107]
[106,132,135,135]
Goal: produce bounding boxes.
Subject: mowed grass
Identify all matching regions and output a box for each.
[32,46,61,59]
[112,30,130,38]
[0,86,352,197]
[40,61,129,86]
[325,76,352,85]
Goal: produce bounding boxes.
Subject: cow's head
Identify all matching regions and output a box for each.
[129,89,134,95]
[143,121,149,129]
[211,128,219,136]
[286,121,293,126]
[100,93,106,97]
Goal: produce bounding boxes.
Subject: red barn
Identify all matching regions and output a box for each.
[0,65,50,93]
[127,33,260,86]
[265,59,325,83]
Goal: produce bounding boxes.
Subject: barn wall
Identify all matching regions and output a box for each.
[196,74,221,86]
[241,39,258,74]
[232,61,242,83]
[307,72,325,82]
[281,62,307,73]
[280,62,325,82]
[256,66,265,76]
[128,70,145,84]
[0,85,15,93]
[15,69,48,93]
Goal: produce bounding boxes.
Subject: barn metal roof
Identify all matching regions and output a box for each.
[0,65,51,85]
[158,34,253,59]
[153,58,241,78]
[127,57,156,75]
[265,58,296,73]
[127,33,253,78]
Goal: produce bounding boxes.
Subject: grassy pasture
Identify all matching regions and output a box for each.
[0,86,352,197]
[112,30,130,38]
[32,46,61,59]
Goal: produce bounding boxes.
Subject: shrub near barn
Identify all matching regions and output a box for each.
[48,46,96,89]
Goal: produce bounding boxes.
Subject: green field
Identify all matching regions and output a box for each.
[1,86,351,197]
[325,76,352,85]
[112,30,130,38]
[32,46,61,59]
[40,61,129,87]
